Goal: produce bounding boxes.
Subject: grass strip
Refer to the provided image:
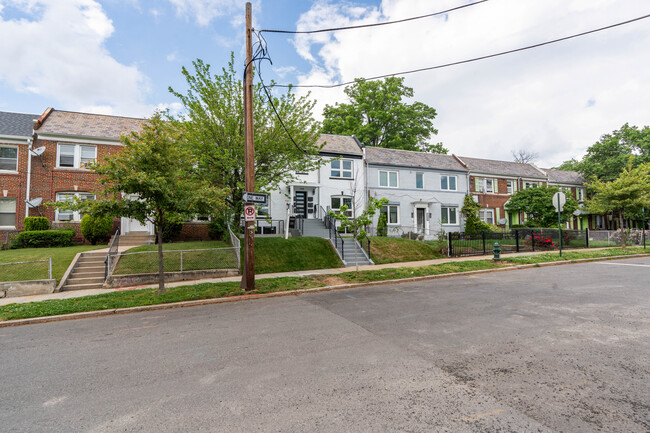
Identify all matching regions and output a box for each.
[1,247,647,322]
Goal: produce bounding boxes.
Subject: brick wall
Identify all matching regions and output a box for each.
[0,141,29,230]
[176,222,212,242]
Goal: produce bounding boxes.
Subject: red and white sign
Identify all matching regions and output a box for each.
[244,204,256,222]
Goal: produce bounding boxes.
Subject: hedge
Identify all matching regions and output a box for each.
[23,217,50,231]
[11,229,76,249]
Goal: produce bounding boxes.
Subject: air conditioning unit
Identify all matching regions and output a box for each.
[58,214,73,221]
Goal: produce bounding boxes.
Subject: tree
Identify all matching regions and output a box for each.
[74,112,226,293]
[586,163,650,247]
[558,123,650,181]
[553,158,581,171]
[169,55,323,226]
[322,77,446,153]
[330,196,388,272]
[461,194,491,235]
[512,149,538,164]
[505,185,579,228]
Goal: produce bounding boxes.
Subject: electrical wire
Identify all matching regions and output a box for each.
[270,13,650,89]
[258,0,487,34]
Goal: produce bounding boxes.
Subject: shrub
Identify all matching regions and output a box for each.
[524,233,554,248]
[161,219,183,243]
[23,217,50,231]
[208,217,227,241]
[11,229,75,249]
[376,213,387,236]
[80,214,113,245]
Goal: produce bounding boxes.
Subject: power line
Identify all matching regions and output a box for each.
[270,13,650,89]
[258,0,488,35]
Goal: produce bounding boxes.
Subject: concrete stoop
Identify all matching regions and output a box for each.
[60,252,106,291]
[113,231,155,246]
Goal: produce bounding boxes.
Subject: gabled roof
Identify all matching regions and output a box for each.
[36,109,145,139]
[365,146,467,172]
[542,168,585,185]
[0,111,38,137]
[457,156,546,179]
[317,134,363,156]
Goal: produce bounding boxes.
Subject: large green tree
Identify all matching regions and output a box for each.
[322,77,446,153]
[556,123,650,181]
[169,55,323,225]
[74,113,226,293]
[505,185,579,228]
[587,163,650,246]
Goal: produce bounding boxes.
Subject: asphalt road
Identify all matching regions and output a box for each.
[1,257,649,432]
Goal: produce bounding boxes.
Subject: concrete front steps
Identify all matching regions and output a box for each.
[60,252,107,291]
[302,219,331,238]
[113,231,155,246]
[339,239,373,267]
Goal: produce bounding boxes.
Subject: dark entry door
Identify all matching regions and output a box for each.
[294,191,307,218]
[416,208,426,234]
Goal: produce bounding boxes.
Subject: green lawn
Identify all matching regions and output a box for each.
[0,245,107,283]
[369,237,443,264]
[501,247,648,265]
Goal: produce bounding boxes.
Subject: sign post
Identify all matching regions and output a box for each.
[553,191,566,257]
[242,2,255,291]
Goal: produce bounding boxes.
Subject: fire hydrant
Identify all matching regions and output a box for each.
[493,242,501,261]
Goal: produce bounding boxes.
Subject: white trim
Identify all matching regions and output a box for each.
[415,172,424,189]
[441,206,458,225]
[0,135,30,145]
[54,191,95,222]
[37,133,123,146]
[330,159,354,179]
[56,143,97,169]
[381,204,400,224]
[378,170,399,188]
[440,175,457,191]
[0,144,19,172]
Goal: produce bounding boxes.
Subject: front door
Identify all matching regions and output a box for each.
[294,191,307,218]
[416,208,426,234]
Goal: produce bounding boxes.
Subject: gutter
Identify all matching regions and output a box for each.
[24,136,33,218]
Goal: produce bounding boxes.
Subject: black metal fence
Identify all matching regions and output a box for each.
[448,228,589,257]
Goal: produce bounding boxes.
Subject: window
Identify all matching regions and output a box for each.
[381,204,399,224]
[479,208,494,225]
[441,207,457,225]
[507,180,514,195]
[330,159,353,179]
[577,188,585,201]
[0,198,16,227]
[57,143,96,169]
[441,175,457,191]
[55,192,95,221]
[415,172,423,189]
[0,146,18,171]
[331,196,353,217]
[257,200,270,216]
[484,179,494,193]
[379,170,398,188]
[524,181,538,189]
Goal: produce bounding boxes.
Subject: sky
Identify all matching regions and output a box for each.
[0,0,649,168]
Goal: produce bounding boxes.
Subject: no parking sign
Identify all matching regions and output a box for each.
[244,204,256,222]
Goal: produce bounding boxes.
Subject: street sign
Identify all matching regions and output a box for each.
[552,191,566,212]
[243,192,267,204]
[244,204,256,222]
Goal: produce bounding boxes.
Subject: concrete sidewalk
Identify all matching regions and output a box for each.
[0,247,622,306]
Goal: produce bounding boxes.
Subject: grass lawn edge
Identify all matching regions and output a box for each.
[1,250,648,327]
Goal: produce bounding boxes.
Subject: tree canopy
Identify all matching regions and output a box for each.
[169,54,323,224]
[505,185,579,228]
[556,123,650,181]
[322,77,446,153]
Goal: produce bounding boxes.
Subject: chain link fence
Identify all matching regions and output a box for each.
[0,258,52,282]
[0,230,21,250]
[112,248,239,275]
[589,229,648,247]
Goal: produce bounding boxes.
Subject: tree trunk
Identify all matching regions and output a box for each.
[156,220,166,293]
[619,211,626,249]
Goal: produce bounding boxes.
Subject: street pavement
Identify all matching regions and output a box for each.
[1,257,648,432]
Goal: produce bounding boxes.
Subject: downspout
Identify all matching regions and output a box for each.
[25,136,33,218]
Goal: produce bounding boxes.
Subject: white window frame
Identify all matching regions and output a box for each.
[331,195,353,217]
[330,159,353,179]
[577,188,584,201]
[484,178,494,193]
[441,175,457,191]
[524,181,539,189]
[0,145,18,172]
[381,204,400,225]
[57,143,97,169]
[55,192,95,221]
[441,206,458,225]
[415,172,424,189]
[379,170,398,188]
[479,208,495,225]
[507,180,514,195]
[0,197,17,228]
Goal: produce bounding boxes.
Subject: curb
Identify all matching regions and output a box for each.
[1,253,647,328]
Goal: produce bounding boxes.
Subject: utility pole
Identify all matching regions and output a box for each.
[242,1,255,291]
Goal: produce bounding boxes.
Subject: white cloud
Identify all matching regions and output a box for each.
[166,52,178,62]
[293,0,650,167]
[167,0,260,27]
[0,0,151,116]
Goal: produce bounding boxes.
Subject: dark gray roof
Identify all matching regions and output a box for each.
[365,147,467,172]
[458,156,546,179]
[37,110,145,139]
[317,134,363,156]
[543,168,585,185]
[0,111,37,137]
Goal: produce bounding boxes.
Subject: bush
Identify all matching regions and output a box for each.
[80,214,113,245]
[208,218,227,241]
[376,213,387,236]
[11,229,76,249]
[23,217,50,231]
[161,220,183,243]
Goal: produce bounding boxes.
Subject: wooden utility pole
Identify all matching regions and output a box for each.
[242,1,255,290]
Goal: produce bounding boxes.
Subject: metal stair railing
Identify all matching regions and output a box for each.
[105,229,120,280]
[325,213,344,261]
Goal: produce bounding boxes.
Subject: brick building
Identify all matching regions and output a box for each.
[542,168,588,229]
